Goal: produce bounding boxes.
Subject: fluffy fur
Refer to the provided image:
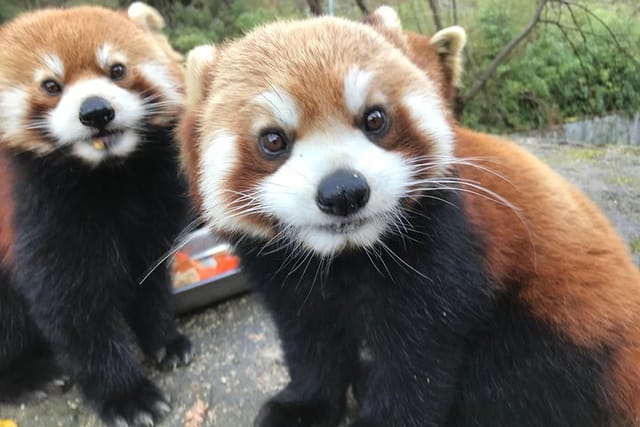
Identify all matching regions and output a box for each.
[179,6,640,427]
[0,6,191,426]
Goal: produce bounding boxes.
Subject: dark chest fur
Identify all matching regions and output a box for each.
[8,127,190,294]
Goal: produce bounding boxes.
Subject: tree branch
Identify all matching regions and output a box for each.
[307,0,323,16]
[460,0,548,106]
[427,0,443,30]
[355,0,369,16]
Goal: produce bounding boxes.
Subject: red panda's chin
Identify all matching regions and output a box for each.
[70,129,139,165]
[294,217,388,256]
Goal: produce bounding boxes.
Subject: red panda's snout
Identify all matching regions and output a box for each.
[315,169,371,217]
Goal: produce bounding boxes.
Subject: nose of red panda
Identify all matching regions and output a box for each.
[79,96,115,129]
[316,169,370,217]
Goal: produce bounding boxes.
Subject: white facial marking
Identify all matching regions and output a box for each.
[255,89,299,130]
[0,87,28,140]
[47,78,145,164]
[403,90,454,162]
[258,124,412,256]
[201,130,270,239]
[42,53,64,78]
[97,44,112,69]
[344,67,374,116]
[139,62,182,108]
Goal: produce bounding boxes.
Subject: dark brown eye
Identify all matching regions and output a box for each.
[363,107,389,135]
[258,129,289,158]
[110,63,126,80]
[41,79,62,96]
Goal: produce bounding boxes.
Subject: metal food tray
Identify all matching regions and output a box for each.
[172,227,251,315]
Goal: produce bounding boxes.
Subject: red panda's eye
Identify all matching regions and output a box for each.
[363,107,389,135]
[41,79,62,96]
[109,64,126,80]
[258,130,289,158]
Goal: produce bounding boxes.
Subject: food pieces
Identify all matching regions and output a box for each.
[173,250,240,288]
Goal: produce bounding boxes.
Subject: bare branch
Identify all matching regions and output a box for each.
[452,0,458,25]
[307,0,323,16]
[558,0,640,66]
[427,0,443,31]
[355,0,369,16]
[460,0,547,106]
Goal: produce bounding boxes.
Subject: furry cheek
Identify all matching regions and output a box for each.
[403,89,454,168]
[0,87,28,142]
[200,130,271,239]
[138,62,183,114]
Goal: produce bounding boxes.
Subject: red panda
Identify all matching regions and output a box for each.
[0,4,192,426]
[178,6,640,427]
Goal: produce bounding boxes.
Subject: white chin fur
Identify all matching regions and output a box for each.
[47,78,145,164]
[70,130,139,165]
[258,124,413,257]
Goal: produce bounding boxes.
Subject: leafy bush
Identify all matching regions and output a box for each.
[459,1,640,132]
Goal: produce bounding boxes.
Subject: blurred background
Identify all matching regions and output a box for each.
[1,0,638,135]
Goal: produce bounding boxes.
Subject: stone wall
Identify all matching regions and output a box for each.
[513,113,640,145]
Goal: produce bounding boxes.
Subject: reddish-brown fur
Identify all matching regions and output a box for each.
[402,29,640,417]
[0,150,14,269]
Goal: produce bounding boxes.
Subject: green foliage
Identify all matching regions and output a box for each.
[459,0,640,132]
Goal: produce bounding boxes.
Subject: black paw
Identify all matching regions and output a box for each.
[254,397,341,427]
[99,378,171,427]
[153,334,193,371]
[0,357,72,404]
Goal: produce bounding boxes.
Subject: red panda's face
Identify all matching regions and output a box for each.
[185,16,456,256]
[0,7,183,164]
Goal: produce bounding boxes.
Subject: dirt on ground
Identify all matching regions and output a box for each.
[1,137,638,427]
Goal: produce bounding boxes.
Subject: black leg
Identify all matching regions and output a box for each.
[254,296,357,427]
[11,266,171,426]
[127,266,193,370]
[0,272,70,402]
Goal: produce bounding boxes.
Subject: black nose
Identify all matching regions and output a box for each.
[316,169,370,217]
[79,96,115,129]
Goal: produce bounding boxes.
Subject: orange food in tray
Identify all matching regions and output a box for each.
[173,251,240,288]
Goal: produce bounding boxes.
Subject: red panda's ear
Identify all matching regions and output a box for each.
[362,6,408,53]
[127,2,166,32]
[430,26,467,88]
[185,44,217,109]
[127,2,185,63]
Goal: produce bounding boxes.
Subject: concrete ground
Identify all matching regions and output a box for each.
[1,138,639,427]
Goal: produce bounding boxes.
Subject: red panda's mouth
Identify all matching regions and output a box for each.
[86,129,125,150]
[312,217,371,234]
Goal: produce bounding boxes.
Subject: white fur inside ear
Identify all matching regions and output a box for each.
[373,6,402,29]
[128,2,165,31]
[185,44,217,108]
[431,26,467,87]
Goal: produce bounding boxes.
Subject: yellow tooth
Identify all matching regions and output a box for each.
[92,139,105,150]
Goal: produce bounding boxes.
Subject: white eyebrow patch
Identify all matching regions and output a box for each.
[344,67,374,116]
[42,53,64,77]
[255,88,299,130]
[96,44,128,68]
[97,44,112,68]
